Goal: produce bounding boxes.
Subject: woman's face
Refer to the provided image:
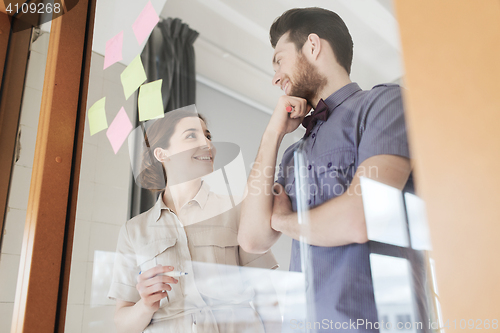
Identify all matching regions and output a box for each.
[158,116,215,185]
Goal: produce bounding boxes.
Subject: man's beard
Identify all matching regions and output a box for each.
[288,53,328,106]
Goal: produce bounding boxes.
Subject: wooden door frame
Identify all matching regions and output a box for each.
[8,0,97,331]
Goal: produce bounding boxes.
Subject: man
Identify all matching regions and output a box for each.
[238,7,413,332]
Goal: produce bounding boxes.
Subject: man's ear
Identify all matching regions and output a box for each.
[305,33,322,61]
[154,147,169,162]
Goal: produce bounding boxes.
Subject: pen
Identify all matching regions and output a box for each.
[160,271,188,277]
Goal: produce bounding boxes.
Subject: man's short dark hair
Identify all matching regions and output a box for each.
[270,7,354,74]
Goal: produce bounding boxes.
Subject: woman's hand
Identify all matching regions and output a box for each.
[136,265,178,313]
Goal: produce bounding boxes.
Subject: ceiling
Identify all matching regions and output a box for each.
[93,0,403,113]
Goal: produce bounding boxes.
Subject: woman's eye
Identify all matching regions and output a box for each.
[186,133,196,139]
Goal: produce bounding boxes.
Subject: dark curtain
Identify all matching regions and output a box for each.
[130,18,199,218]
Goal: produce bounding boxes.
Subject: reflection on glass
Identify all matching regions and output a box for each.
[370,254,419,333]
[404,193,432,251]
[361,176,409,247]
[292,138,316,330]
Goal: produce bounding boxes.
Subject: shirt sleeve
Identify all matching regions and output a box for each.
[107,223,141,303]
[358,84,411,165]
[239,247,279,270]
[276,162,285,186]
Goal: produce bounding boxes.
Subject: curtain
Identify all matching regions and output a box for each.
[130,18,199,217]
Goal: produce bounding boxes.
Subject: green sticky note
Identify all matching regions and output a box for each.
[138,79,164,122]
[88,97,108,136]
[120,55,147,100]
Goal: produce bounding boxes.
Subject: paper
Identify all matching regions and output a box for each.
[106,107,133,154]
[120,55,147,100]
[138,79,164,122]
[103,31,124,70]
[88,97,108,136]
[132,1,160,45]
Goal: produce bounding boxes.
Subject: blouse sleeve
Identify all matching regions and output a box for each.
[238,247,279,270]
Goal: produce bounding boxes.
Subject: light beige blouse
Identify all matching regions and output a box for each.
[108,183,278,333]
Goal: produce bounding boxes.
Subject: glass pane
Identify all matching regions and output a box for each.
[405,193,432,251]
[361,176,410,247]
[64,1,435,333]
[370,254,419,333]
[68,1,293,331]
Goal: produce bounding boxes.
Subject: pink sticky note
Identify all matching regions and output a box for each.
[106,107,133,154]
[132,1,160,45]
[104,31,124,70]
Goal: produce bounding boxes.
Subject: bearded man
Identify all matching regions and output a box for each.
[239,7,414,332]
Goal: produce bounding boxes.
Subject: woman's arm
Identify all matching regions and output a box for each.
[113,265,178,333]
[114,299,155,333]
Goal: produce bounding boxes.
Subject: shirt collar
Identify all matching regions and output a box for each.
[149,192,170,224]
[149,182,210,223]
[323,82,362,116]
[185,181,210,210]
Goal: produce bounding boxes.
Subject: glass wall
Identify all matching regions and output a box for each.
[0,0,438,332]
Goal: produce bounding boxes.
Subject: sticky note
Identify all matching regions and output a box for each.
[132,1,160,45]
[103,31,123,70]
[106,107,133,154]
[120,55,147,100]
[138,79,164,122]
[88,97,108,136]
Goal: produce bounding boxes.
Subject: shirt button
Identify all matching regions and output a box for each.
[308,165,312,170]
[308,199,311,205]
[311,133,316,138]
[327,162,332,168]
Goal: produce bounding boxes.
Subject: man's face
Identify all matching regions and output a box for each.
[272,33,327,104]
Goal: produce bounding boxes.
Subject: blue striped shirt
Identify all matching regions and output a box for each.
[277,82,412,332]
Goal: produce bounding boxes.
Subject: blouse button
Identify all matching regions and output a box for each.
[327,162,332,168]
[308,165,312,170]
[311,133,316,138]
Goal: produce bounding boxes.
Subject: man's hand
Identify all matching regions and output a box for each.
[268,96,311,136]
[271,183,296,232]
[135,265,178,312]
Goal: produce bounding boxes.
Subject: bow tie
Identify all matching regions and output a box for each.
[302,99,330,137]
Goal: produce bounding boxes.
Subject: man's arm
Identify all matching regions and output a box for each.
[239,96,311,253]
[270,154,411,246]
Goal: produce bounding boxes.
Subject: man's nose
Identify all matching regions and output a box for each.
[272,72,281,86]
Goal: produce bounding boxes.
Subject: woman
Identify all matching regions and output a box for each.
[108,106,279,333]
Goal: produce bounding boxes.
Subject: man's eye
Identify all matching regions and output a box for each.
[206,135,212,141]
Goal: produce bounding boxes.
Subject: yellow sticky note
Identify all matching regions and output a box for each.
[138,79,164,122]
[120,55,147,100]
[88,97,108,136]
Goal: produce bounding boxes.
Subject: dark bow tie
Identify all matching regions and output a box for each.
[302,99,330,137]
